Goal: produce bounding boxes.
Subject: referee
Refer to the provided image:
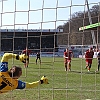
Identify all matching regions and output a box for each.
[36,52,41,64]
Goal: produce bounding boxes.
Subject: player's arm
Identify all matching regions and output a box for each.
[63,55,65,58]
[1,53,28,63]
[17,76,49,89]
[21,50,25,54]
[26,76,48,88]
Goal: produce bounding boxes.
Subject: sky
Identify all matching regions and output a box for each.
[0,0,100,29]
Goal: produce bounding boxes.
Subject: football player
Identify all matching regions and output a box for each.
[64,48,73,71]
[0,53,48,94]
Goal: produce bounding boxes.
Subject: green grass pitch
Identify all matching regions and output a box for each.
[0,57,100,100]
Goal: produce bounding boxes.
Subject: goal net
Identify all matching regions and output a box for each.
[0,0,100,100]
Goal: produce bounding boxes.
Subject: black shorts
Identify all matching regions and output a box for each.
[36,57,40,60]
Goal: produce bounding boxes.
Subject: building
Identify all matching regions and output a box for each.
[0,29,63,53]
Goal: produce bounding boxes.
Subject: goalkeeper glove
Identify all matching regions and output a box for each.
[40,76,49,84]
[16,54,28,63]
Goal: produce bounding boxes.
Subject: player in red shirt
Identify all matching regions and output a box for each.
[22,47,31,68]
[85,47,94,72]
[64,48,73,71]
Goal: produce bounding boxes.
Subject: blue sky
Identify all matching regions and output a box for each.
[0,0,100,29]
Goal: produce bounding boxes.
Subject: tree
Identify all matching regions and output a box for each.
[57,5,100,45]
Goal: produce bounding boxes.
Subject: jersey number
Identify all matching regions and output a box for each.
[0,81,7,90]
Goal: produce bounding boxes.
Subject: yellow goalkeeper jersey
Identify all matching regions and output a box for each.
[0,62,26,93]
[0,58,26,94]
[0,53,39,94]
[0,71,18,93]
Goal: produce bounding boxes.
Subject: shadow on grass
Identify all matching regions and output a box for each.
[33,66,53,69]
[70,70,100,74]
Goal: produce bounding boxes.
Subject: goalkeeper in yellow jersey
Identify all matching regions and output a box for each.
[0,53,48,94]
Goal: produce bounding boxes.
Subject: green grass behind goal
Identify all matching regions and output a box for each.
[0,57,100,100]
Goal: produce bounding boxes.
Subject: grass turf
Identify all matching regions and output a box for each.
[0,57,100,100]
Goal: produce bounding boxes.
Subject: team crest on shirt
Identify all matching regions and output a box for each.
[1,63,8,68]
[22,83,25,87]
[4,63,8,68]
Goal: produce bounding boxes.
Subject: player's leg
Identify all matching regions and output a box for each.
[67,60,71,71]
[36,58,38,64]
[24,60,27,68]
[64,62,67,71]
[64,59,67,71]
[88,60,92,72]
[65,63,67,71]
[97,60,100,71]
[39,58,41,64]
[85,60,89,69]
[27,58,29,67]
[88,63,91,72]
[24,62,28,68]
[24,58,29,68]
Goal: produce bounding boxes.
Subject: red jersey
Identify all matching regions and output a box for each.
[22,49,31,56]
[85,50,94,60]
[64,50,73,60]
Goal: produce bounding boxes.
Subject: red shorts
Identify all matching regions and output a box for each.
[65,59,71,64]
[86,59,92,64]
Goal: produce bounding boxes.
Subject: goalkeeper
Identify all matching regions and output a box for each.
[0,53,48,94]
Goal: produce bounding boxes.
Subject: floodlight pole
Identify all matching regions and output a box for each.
[86,0,96,45]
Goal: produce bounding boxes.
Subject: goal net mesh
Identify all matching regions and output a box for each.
[0,0,100,100]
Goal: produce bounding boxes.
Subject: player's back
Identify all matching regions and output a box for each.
[22,49,31,56]
[0,72,18,93]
